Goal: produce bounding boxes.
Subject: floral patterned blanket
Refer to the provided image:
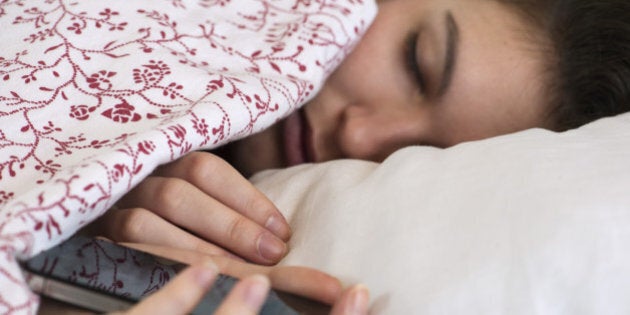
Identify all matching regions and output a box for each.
[0,0,376,313]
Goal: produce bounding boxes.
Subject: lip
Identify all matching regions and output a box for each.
[282,108,315,167]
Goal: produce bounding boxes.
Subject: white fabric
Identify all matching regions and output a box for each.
[252,113,630,315]
[0,1,376,312]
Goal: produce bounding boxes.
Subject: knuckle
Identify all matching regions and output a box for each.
[184,152,227,181]
[244,196,275,219]
[151,178,187,211]
[225,216,251,244]
[116,208,150,240]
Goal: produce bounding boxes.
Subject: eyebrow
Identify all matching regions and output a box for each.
[438,12,460,96]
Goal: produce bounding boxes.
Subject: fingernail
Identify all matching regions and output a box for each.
[348,285,369,315]
[243,275,270,310]
[194,263,218,289]
[257,233,287,262]
[201,259,219,273]
[265,215,291,240]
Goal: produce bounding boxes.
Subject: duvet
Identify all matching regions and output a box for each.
[0,1,376,313]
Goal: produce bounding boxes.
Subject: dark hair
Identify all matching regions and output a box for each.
[502,0,630,131]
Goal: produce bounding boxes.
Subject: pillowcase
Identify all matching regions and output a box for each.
[251,113,630,315]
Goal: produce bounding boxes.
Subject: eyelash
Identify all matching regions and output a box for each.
[405,33,425,94]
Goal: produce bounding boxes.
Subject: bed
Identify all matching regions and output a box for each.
[2,0,630,314]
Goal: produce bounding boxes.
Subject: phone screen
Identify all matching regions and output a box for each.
[22,235,299,314]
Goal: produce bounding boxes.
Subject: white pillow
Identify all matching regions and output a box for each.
[251,113,630,315]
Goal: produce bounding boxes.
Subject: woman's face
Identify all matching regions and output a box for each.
[227,0,550,176]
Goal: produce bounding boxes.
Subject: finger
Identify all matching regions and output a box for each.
[119,177,287,265]
[118,242,228,267]
[118,243,342,305]
[330,285,370,315]
[214,275,270,315]
[88,207,243,261]
[125,263,218,315]
[268,266,342,305]
[155,152,291,240]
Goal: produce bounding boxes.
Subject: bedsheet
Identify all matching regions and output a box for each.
[0,1,376,313]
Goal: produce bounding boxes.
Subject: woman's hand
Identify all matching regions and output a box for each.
[122,263,271,315]
[87,151,291,265]
[120,242,343,305]
[39,244,369,315]
[119,243,371,315]
[123,262,369,315]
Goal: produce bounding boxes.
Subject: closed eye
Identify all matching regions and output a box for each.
[405,32,425,94]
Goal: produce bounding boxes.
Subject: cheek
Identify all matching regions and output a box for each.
[438,79,548,143]
[338,106,430,160]
[228,125,284,176]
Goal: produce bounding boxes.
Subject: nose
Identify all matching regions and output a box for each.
[338,102,428,162]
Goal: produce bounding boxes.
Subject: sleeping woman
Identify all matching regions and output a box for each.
[84,0,630,313]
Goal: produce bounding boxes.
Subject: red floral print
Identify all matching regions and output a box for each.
[69,105,96,120]
[87,71,117,90]
[101,101,142,123]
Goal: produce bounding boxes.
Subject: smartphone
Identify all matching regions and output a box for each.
[21,235,299,314]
